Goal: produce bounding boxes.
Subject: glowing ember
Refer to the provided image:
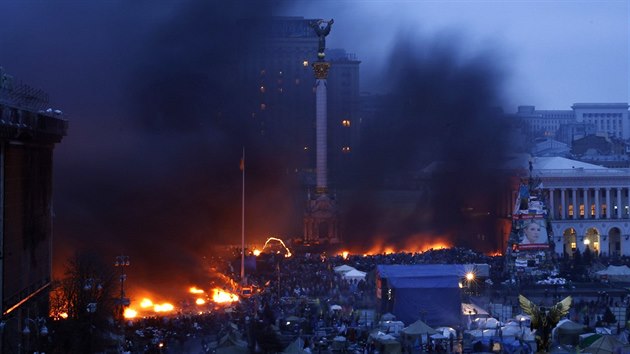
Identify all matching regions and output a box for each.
[212,288,239,303]
[196,298,206,305]
[189,286,205,294]
[124,308,138,319]
[59,312,68,319]
[253,249,261,256]
[341,251,349,259]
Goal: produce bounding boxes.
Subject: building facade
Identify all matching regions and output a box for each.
[512,103,630,143]
[503,156,630,258]
[0,68,67,352]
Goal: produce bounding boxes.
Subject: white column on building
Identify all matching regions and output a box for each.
[606,188,611,219]
[595,188,600,219]
[549,188,555,219]
[617,187,623,218]
[561,188,566,220]
[584,188,589,219]
[572,188,577,219]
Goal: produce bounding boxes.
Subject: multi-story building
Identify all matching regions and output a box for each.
[240,17,361,188]
[501,155,630,258]
[0,67,67,352]
[512,103,630,143]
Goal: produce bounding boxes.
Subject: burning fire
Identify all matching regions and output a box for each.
[355,234,453,255]
[123,297,176,319]
[189,286,205,294]
[124,308,138,319]
[212,288,239,303]
[341,251,349,259]
[196,298,206,305]
[253,249,261,256]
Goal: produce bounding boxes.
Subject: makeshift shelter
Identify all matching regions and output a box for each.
[334,264,356,274]
[343,268,367,282]
[583,335,625,354]
[553,319,585,346]
[596,265,630,282]
[401,319,436,352]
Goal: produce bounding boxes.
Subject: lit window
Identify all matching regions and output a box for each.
[260,103,266,111]
[342,120,351,127]
[579,204,585,217]
[570,242,576,250]
[260,86,265,93]
[590,205,595,216]
[568,205,574,216]
[303,60,309,67]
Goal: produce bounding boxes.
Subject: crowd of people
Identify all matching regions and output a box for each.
[118,246,629,353]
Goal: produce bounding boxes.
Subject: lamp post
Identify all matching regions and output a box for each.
[114,255,130,319]
[22,317,48,354]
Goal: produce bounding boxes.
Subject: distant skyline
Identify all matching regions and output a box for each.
[283,0,629,110]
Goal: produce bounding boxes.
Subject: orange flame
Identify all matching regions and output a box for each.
[212,288,239,303]
[189,286,205,294]
[196,298,206,305]
[124,308,138,319]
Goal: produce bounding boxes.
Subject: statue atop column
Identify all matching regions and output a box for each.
[310,19,334,59]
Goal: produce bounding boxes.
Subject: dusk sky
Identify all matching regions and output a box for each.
[0,0,628,295]
[287,0,629,109]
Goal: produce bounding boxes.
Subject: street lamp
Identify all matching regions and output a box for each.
[114,255,131,318]
[22,317,48,354]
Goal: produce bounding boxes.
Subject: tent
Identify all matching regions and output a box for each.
[402,319,437,336]
[401,319,436,352]
[343,269,367,282]
[596,265,630,282]
[334,265,356,274]
[583,335,625,354]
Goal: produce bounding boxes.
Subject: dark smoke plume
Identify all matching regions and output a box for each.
[344,33,513,252]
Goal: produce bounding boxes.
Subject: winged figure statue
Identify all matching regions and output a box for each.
[519,295,572,352]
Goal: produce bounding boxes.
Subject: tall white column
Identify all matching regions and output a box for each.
[584,188,589,219]
[315,79,327,193]
[595,188,600,219]
[549,188,555,219]
[572,188,577,219]
[560,188,567,220]
[617,187,623,218]
[606,188,611,218]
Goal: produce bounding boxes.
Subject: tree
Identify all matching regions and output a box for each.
[49,251,118,352]
[602,307,617,326]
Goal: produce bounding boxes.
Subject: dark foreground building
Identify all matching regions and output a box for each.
[0,68,67,353]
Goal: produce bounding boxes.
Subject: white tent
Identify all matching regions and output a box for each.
[596,265,630,282]
[334,265,356,274]
[342,269,366,282]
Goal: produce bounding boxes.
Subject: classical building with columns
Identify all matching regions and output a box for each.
[506,156,630,258]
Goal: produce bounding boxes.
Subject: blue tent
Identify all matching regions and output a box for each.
[376,265,463,327]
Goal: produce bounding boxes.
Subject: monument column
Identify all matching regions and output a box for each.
[313,62,331,194]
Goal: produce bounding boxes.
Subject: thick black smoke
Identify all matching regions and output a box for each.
[0,1,515,298]
[344,33,513,252]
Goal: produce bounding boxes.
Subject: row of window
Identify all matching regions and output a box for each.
[562,204,630,217]
[583,113,624,118]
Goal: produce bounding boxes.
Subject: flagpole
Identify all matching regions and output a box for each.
[241,147,245,285]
